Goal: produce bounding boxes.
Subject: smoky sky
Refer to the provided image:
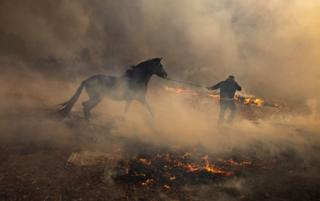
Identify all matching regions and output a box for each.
[0,0,320,112]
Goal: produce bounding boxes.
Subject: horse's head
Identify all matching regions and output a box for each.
[149,57,168,78]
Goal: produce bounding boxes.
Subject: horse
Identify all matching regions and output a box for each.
[58,58,168,119]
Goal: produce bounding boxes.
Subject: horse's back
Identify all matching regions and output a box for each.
[84,74,130,99]
[83,73,145,100]
[85,74,119,86]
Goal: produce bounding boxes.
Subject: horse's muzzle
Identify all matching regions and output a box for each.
[162,72,168,78]
[159,70,168,78]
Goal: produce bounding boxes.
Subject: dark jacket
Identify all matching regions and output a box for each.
[209,78,241,99]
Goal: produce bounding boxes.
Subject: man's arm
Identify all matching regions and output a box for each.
[208,81,223,90]
[235,82,242,91]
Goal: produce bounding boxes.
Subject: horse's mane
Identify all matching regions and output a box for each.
[123,58,161,77]
[132,58,161,69]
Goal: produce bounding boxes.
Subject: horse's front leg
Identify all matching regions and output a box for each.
[138,98,154,117]
[124,101,131,114]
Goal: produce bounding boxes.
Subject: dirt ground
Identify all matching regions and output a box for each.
[0,113,320,201]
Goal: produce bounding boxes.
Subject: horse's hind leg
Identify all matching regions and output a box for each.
[82,94,102,119]
[144,102,154,117]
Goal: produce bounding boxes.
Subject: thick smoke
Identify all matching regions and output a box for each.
[1,0,320,110]
[1,2,320,200]
[0,0,319,148]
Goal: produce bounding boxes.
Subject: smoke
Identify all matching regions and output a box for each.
[1,3,320,200]
[0,0,319,150]
[1,0,319,105]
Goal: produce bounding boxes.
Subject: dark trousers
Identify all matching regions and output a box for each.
[219,99,236,123]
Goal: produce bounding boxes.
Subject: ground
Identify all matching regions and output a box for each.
[0,110,320,201]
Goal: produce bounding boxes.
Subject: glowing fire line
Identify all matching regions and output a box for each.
[164,86,278,108]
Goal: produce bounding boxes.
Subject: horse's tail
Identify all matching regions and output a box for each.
[58,81,85,117]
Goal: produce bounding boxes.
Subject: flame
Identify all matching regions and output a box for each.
[141,179,154,186]
[114,146,279,188]
[138,158,152,166]
[184,163,200,172]
[181,155,233,176]
[164,85,278,108]
[254,98,264,107]
[236,96,265,107]
[169,176,177,180]
[164,86,198,96]
[202,155,234,176]
[114,150,272,189]
[141,152,234,176]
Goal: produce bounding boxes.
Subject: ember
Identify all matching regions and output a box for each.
[112,145,274,188]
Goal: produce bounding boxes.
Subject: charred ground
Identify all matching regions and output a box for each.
[0,109,319,201]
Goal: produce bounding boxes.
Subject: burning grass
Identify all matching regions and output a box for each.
[111,143,276,189]
[1,122,320,201]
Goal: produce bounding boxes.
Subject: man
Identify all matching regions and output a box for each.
[207,75,242,123]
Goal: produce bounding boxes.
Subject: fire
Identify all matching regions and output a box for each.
[113,145,278,189]
[235,95,266,107]
[202,155,234,176]
[164,86,278,108]
[184,163,200,172]
[163,154,234,175]
[141,179,154,186]
[169,176,177,180]
[164,86,198,96]
[139,158,152,166]
[254,98,264,106]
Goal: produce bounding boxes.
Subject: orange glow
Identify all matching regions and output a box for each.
[164,86,277,108]
[184,163,200,172]
[202,155,234,176]
[139,158,152,166]
[141,179,154,186]
[169,176,177,180]
[164,86,198,96]
[237,96,265,107]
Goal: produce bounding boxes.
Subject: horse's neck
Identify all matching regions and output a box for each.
[134,68,153,85]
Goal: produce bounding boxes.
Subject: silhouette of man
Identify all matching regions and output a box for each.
[207,75,242,123]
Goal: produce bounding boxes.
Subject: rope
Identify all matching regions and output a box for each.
[164,77,205,88]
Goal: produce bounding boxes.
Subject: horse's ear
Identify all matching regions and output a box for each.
[151,57,162,63]
[156,57,163,63]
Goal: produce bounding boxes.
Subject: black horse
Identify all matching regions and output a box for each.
[59,58,168,119]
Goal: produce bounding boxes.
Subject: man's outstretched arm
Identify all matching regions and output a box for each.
[236,82,242,91]
[207,82,222,90]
